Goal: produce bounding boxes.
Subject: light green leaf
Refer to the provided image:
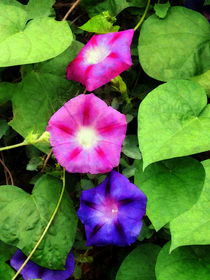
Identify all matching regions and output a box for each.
[25,0,55,18]
[0,3,73,67]
[116,243,160,280]
[122,135,141,159]
[138,80,210,169]
[191,69,210,97]
[138,6,210,81]
[9,41,83,152]
[154,2,170,19]
[156,242,210,280]
[170,160,210,251]
[80,11,119,33]
[0,175,78,270]
[134,157,205,231]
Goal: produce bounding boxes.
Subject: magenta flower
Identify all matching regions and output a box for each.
[66,29,134,91]
[77,171,147,246]
[10,250,75,280]
[47,94,127,174]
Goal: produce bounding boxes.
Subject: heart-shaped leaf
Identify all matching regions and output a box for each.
[0,3,73,67]
[138,80,210,169]
[138,6,210,81]
[7,41,83,152]
[156,242,210,280]
[134,157,205,230]
[170,160,210,251]
[0,175,78,270]
[116,243,160,280]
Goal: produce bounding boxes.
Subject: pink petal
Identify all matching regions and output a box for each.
[47,94,127,174]
[66,29,134,91]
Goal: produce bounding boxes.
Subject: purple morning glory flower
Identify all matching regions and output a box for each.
[185,0,210,22]
[77,171,147,246]
[10,250,75,280]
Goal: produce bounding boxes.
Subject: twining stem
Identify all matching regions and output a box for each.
[62,0,81,21]
[134,0,151,31]
[0,141,27,152]
[11,168,66,280]
[0,132,50,152]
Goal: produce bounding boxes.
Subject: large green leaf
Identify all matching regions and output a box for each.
[191,70,210,98]
[0,263,14,280]
[138,80,210,169]
[0,175,78,270]
[134,157,205,231]
[116,243,160,280]
[170,160,210,251]
[156,242,210,280]
[0,2,72,67]
[8,41,83,152]
[138,6,210,81]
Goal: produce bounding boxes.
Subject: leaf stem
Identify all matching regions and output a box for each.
[134,0,151,31]
[11,168,66,280]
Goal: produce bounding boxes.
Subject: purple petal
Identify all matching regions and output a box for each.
[10,250,75,280]
[77,171,147,246]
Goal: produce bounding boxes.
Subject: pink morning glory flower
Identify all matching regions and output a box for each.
[10,250,75,280]
[77,171,147,246]
[66,29,134,91]
[47,94,127,174]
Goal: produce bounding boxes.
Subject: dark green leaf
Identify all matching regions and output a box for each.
[122,135,141,159]
[9,41,83,152]
[134,157,205,230]
[0,175,78,270]
[116,243,161,280]
[156,242,210,280]
[0,119,9,140]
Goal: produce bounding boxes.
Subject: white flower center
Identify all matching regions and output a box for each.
[76,127,98,149]
[85,46,110,64]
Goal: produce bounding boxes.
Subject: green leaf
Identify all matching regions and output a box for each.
[0,241,16,262]
[0,83,15,105]
[155,242,210,280]
[138,80,210,169]
[81,0,146,17]
[137,220,154,241]
[26,157,43,171]
[170,160,210,251]
[134,157,205,231]
[25,0,55,18]
[0,175,78,270]
[122,135,141,159]
[116,243,161,280]
[0,119,9,140]
[9,41,83,152]
[191,69,210,97]
[154,2,170,19]
[80,11,119,33]
[138,6,210,81]
[0,3,73,67]
[0,262,15,280]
